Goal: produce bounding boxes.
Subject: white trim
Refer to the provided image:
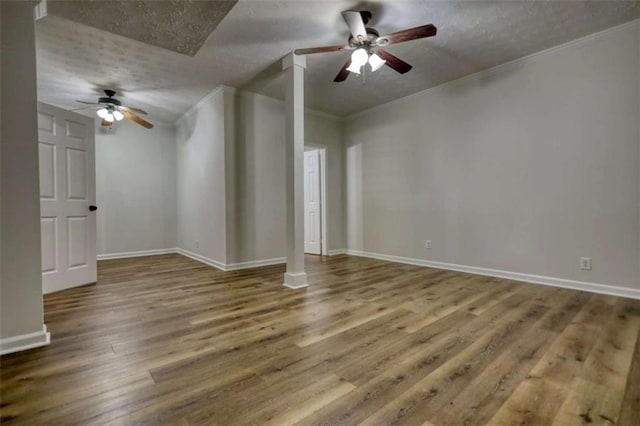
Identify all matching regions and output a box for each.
[345,18,640,121]
[0,325,50,355]
[283,272,309,289]
[176,85,342,127]
[345,250,640,300]
[174,85,225,126]
[34,0,47,20]
[97,248,178,261]
[305,106,344,123]
[283,52,307,70]
[305,143,329,256]
[236,88,343,122]
[226,257,286,271]
[176,248,285,272]
[319,148,328,256]
[176,248,227,271]
[328,249,346,256]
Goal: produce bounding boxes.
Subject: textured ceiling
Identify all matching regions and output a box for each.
[47,0,237,56]
[35,1,640,122]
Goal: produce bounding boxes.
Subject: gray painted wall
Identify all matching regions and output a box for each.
[1,1,46,339]
[344,22,640,290]
[228,91,345,263]
[175,87,345,265]
[175,89,228,263]
[95,120,177,255]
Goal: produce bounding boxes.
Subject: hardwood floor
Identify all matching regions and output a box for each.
[1,253,639,425]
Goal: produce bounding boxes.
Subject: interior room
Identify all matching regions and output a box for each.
[1,0,639,424]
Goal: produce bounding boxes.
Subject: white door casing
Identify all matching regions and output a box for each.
[304,149,321,254]
[38,102,97,294]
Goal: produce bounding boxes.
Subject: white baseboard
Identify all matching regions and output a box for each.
[97,248,178,260]
[226,257,286,271]
[0,325,50,356]
[99,247,286,272]
[176,248,286,272]
[327,249,346,256]
[345,249,640,300]
[283,272,309,289]
[176,248,227,271]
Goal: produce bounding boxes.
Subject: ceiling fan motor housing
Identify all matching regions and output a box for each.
[349,27,380,48]
[98,96,121,106]
[99,89,122,105]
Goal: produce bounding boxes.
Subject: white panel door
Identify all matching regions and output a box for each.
[38,102,97,294]
[304,149,321,254]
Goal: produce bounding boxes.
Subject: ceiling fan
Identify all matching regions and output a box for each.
[295,10,437,82]
[74,90,153,129]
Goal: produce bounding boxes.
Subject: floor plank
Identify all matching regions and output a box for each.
[1,253,639,425]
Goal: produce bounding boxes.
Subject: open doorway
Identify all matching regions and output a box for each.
[304,145,327,255]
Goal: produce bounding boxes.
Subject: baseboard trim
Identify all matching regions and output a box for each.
[283,272,309,289]
[226,257,286,271]
[99,248,286,272]
[327,249,346,256]
[97,248,178,260]
[0,325,50,356]
[176,248,227,271]
[345,249,640,300]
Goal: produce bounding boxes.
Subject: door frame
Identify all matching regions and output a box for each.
[304,143,328,256]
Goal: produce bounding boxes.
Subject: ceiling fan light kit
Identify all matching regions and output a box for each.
[346,48,369,74]
[295,10,437,83]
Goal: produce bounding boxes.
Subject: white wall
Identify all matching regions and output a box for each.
[344,21,640,290]
[1,1,47,345]
[175,88,228,263]
[228,91,344,263]
[95,120,176,255]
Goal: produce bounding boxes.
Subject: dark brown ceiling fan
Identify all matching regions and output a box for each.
[74,90,154,129]
[295,10,437,82]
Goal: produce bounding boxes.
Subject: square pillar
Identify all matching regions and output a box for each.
[282,53,308,289]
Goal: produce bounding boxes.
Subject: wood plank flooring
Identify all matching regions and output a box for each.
[1,253,639,425]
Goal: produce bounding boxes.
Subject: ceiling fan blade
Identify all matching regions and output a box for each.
[342,10,367,41]
[121,106,148,115]
[376,24,437,46]
[101,119,112,127]
[76,100,101,105]
[295,45,351,55]
[122,109,153,129]
[334,59,352,82]
[376,49,413,74]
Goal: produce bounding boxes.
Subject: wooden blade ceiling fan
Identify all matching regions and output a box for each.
[295,10,437,82]
[74,90,154,129]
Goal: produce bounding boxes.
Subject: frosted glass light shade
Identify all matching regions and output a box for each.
[96,108,108,119]
[369,53,386,72]
[104,113,115,123]
[113,110,124,121]
[347,48,369,74]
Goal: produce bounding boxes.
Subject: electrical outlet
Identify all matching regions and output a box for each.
[195,240,200,249]
[580,257,591,271]
[425,240,432,249]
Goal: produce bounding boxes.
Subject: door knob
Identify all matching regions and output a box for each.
[89,205,98,212]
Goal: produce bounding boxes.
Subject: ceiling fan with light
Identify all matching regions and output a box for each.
[295,10,437,82]
[74,90,153,129]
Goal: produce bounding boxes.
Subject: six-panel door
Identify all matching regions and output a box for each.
[38,102,97,294]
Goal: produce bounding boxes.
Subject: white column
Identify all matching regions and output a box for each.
[282,52,308,289]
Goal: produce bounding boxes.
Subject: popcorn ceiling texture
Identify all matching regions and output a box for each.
[47,0,238,56]
[36,1,640,122]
